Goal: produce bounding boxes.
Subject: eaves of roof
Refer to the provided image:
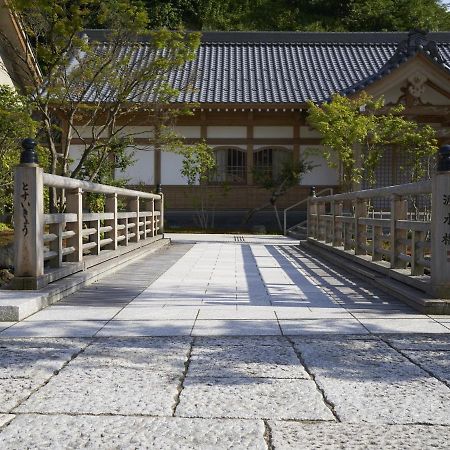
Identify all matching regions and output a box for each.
[78,29,450,106]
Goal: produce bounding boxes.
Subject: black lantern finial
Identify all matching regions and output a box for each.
[156,184,162,194]
[20,138,39,165]
[309,186,316,197]
[437,145,450,172]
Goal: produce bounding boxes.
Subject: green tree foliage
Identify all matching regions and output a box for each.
[178,141,219,230]
[179,141,216,185]
[144,0,450,31]
[2,0,200,210]
[244,158,314,231]
[307,93,439,191]
[0,85,38,216]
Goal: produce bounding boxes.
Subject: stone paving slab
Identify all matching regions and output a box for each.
[280,318,369,335]
[0,346,79,379]
[292,337,450,424]
[197,308,276,320]
[113,307,199,321]
[70,338,191,372]
[24,306,121,321]
[191,319,281,336]
[16,367,181,416]
[0,320,107,337]
[0,415,266,450]
[402,350,450,385]
[275,307,354,319]
[0,378,43,412]
[0,415,14,429]
[96,320,195,336]
[0,323,15,331]
[195,336,288,347]
[0,338,88,413]
[176,377,335,420]
[350,310,427,318]
[383,335,450,351]
[358,318,450,334]
[189,344,309,379]
[269,421,450,450]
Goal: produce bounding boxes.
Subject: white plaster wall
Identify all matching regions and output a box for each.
[117,126,154,139]
[173,126,201,138]
[73,126,109,139]
[73,126,154,140]
[299,145,339,186]
[0,53,14,87]
[116,147,154,184]
[68,145,84,172]
[253,126,293,138]
[300,126,321,138]
[207,126,246,138]
[420,86,450,105]
[161,151,187,185]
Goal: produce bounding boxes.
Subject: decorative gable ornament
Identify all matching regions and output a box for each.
[408,72,427,98]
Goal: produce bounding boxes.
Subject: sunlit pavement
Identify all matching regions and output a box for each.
[1,234,450,448]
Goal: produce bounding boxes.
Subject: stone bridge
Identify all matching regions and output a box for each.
[1,233,450,448]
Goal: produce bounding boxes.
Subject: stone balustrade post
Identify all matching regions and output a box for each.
[105,193,118,250]
[128,196,140,243]
[307,186,316,238]
[66,188,83,262]
[390,194,408,268]
[431,144,450,298]
[13,139,44,288]
[156,184,164,234]
[354,199,367,255]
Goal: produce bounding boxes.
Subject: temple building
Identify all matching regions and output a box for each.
[69,30,450,226]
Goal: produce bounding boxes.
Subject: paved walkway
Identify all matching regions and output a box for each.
[1,234,450,448]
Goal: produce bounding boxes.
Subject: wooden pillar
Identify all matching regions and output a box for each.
[293,111,300,165]
[247,110,254,185]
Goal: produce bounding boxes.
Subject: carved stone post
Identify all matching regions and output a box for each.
[105,193,118,250]
[66,188,83,262]
[13,139,44,288]
[156,184,164,234]
[307,186,316,238]
[128,196,140,243]
[354,199,367,255]
[431,144,450,298]
[390,194,408,268]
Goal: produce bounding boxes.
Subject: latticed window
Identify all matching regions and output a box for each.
[362,147,432,212]
[253,147,290,181]
[211,147,247,184]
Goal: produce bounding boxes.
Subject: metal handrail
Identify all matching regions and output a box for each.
[283,188,334,235]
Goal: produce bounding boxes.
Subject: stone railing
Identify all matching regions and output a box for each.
[307,145,450,298]
[13,139,164,289]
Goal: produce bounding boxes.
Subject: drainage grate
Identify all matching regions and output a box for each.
[234,235,245,242]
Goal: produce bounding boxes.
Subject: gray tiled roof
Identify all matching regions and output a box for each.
[82,30,450,105]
